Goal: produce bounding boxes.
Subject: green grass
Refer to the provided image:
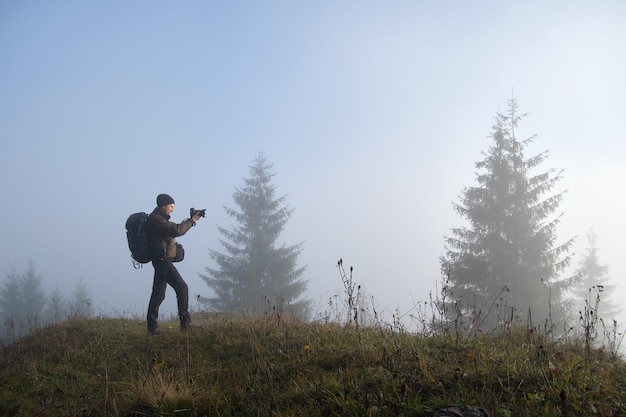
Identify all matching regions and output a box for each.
[0,314,625,416]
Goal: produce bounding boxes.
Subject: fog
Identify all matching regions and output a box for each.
[1,2,625,327]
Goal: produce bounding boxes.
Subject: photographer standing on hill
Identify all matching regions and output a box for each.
[146,193,203,334]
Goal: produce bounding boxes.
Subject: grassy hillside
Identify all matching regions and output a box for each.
[0,314,625,417]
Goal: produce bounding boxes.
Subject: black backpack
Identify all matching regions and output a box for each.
[125,212,151,267]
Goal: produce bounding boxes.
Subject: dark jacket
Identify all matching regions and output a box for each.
[147,207,194,261]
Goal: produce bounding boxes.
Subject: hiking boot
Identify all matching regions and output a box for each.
[180,313,192,331]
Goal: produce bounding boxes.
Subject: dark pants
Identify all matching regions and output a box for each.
[147,258,190,332]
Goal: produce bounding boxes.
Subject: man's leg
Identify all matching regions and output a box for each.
[160,260,191,330]
[147,260,168,333]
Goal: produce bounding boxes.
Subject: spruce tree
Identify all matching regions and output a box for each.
[571,230,621,322]
[440,99,576,329]
[200,153,310,316]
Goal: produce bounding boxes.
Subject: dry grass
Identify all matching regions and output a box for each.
[0,312,625,417]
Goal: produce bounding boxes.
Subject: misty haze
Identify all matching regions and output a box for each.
[3,3,626,416]
[1,2,625,340]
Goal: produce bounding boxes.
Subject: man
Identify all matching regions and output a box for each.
[146,193,203,334]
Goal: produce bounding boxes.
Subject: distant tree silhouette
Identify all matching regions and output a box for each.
[43,287,68,323]
[200,153,310,317]
[571,229,621,322]
[440,99,577,330]
[0,262,47,339]
[0,269,24,320]
[0,270,23,341]
[20,262,47,320]
[68,279,92,317]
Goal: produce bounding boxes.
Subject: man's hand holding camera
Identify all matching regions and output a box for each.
[190,208,206,223]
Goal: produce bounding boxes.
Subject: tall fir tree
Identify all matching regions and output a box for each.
[440,99,577,329]
[571,229,621,322]
[200,153,310,316]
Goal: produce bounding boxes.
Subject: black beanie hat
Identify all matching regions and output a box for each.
[156,194,175,206]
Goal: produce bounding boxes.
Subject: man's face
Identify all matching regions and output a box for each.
[163,203,175,215]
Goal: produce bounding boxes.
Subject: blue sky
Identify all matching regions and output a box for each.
[1,1,625,326]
